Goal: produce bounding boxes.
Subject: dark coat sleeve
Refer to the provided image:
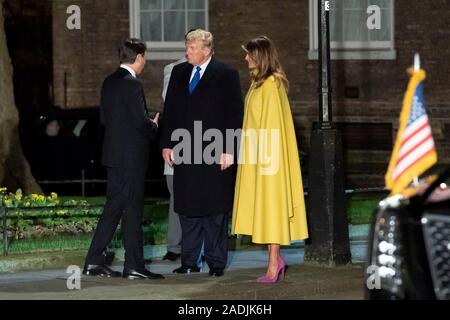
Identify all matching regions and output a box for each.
[128,83,158,139]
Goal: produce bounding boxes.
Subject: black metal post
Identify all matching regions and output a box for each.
[318,0,332,127]
[304,0,351,266]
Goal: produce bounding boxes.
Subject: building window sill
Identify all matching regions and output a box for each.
[308,49,397,60]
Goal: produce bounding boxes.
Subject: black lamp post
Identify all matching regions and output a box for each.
[304,0,351,266]
[318,0,332,127]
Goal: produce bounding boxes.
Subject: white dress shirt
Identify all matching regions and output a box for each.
[120,64,136,78]
[189,56,212,82]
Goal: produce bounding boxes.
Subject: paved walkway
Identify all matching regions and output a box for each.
[0,240,368,300]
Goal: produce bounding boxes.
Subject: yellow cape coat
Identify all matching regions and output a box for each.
[231,76,309,245]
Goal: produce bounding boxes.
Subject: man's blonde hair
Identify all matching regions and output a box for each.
[185,29,214,53]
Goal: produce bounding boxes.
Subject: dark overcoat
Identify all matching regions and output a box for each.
[160,58,244,216]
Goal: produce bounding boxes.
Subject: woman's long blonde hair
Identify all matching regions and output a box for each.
[242,36,289,91]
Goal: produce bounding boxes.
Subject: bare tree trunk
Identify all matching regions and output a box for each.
[0,0,42,194]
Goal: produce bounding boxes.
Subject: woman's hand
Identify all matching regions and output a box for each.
[220,153,234,171]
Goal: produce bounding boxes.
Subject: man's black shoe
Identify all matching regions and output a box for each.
[209,269,224,277]
[172,266,201,274]
[122,268,165,280]
[163,251,181,261]
[82,264,121,278]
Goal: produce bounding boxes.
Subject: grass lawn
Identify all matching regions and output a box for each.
[4,234,93,254]
[346,192,384,225]
[2,194,384,254]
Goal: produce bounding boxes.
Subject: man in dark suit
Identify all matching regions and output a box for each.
[160,29,244,277]
[83,39,164,280]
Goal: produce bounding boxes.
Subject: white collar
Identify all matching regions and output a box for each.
[193,56,212,73]
[120,64,136,78]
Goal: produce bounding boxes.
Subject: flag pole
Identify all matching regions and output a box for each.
[412,53,421,187]
[386,52,437,194]
[414,53,421,72]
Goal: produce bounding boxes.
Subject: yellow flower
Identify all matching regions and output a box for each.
[4,199,12,207]
[24,202,31,207]
[15,194,22,201]
[31,194,39,200]
[0,187,7,192]
[56,210,66,216]
[38,195,45,201]
[50,192,58,200]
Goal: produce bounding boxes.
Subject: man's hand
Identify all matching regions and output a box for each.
[220,153,234,171]
[150,112,160,125]
[162,148,174,167]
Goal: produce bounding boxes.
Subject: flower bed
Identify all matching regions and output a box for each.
[0,188,102,240]
[0,188,170,254]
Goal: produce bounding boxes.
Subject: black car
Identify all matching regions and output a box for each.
[20,106,166,196]
[365,167,450,300]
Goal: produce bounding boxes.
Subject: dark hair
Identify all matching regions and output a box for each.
[242,35,289,91]
[119,38,146,64]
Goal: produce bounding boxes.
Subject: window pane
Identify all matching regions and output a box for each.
[370,0,390,9]
[188,12,205,30]
[328,0,337,10]
[343,10,368,41]
[343,0,364,9]
[311,0,394,55]
[188,0,205,9]
[330,4,343,42]
[370,9,390,40]
[164,0,185,10]
[164,11,185,41]
[330,0,341,10]
[141,12,162,41]
[141,0,162,10]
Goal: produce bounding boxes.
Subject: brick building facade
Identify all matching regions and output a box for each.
[51,0,450,187]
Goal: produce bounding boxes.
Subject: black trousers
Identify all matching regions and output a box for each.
[85,166,146,270]
[179,213,229,271]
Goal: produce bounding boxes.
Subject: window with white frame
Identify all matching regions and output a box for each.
[309,0,396,60]
[130,0,209,60]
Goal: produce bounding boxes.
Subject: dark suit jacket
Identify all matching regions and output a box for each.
[100,67,157,169]
[160,58,244,216]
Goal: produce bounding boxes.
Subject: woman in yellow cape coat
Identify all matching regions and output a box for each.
[231,36,308,283]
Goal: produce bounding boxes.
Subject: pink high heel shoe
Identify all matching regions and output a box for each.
[256,256,286,284]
